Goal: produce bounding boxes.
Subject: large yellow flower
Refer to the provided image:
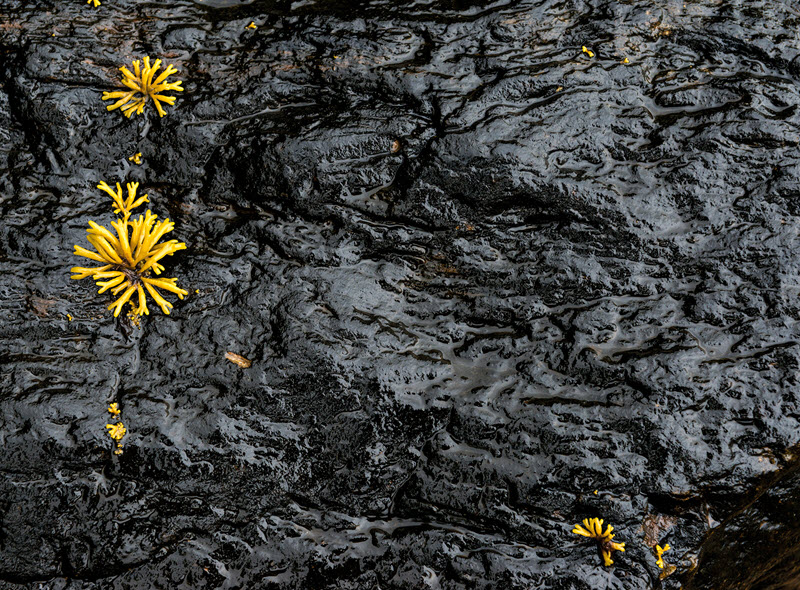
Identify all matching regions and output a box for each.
[71,181,188,317]
[572,517,626,566]
[102,57,184,118]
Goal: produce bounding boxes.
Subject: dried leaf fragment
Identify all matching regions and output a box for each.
[225,352,252,368]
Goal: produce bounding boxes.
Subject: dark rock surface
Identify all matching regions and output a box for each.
[1,0,800,588]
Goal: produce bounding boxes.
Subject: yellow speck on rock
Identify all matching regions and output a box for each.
[582,46,595,58]
[247,21,258,29]
[129,152,142,165]
[87,0,101,6]
[622,57,630,64]
[67,313,73,321]
[106,402,127,455]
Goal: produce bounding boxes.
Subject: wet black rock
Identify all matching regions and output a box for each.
[685,456,800,590]
[1,0,800,588]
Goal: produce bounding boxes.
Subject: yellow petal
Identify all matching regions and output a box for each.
[125,182,140,209]
[151,94,177,106]
[102,90,132,100]
[138,242,186,274]
[87,220,121,249]
[105,92,137,112]
[589,518,603,536]
[121,78,143,92]
[135,284,149,315]
[152,63,178,86]
[71,264,112,279]
[86,234,123,264]
[136,219,175,261]
[143,281,173,314]
[110,219,135,265]
[96,274,126,294]
[73,245,110,264]
[119,65,137,81]
[129,194,149,210]
[108,285,136,317]
[132,211,158,259]
[572,525,592,537]
[153,97,167,117]
[143,277,187,298]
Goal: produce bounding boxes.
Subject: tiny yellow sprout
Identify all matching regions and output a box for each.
[102,57,184,118]
[87,0,100,6]
[71,181,188,317]
[582,46,595,58]
[106,403,126,455]
[129,152,142,165]
[572,517,626,566]
[106,422,126,441]
[655,543,671,569]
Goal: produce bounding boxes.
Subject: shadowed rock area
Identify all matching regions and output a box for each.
[1,0,800,588]
[685,456,800,590]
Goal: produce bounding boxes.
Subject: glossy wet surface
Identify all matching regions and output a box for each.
[1,1,799,588]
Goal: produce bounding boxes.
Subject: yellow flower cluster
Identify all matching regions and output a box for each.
[572,517,626,566]
[71,181,187,317]
[106,403,126,455]
[102,57,184,118]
